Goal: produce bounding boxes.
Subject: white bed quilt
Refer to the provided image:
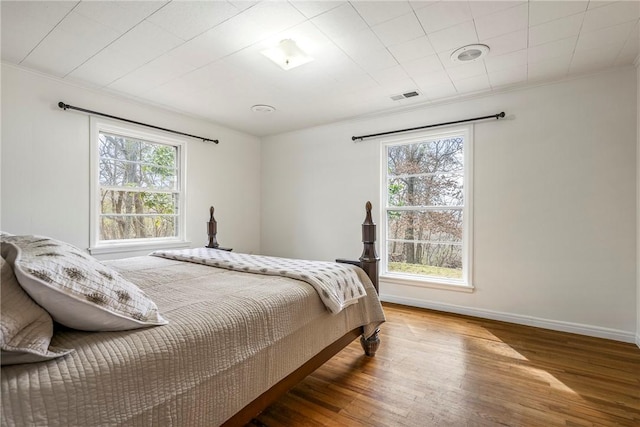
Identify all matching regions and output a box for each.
[1,255,385,426]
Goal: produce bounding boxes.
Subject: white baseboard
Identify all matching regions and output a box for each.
[380,294,637,344]
[636,333,640,349]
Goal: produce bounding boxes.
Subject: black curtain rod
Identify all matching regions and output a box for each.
[352,111,505,141]
[58,102,219,144]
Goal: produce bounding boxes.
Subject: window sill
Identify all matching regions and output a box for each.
[380,273,474,293]
[89,240,191,256]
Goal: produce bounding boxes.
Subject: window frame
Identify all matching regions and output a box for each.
[380,125,474,291]
[89,117,189,255]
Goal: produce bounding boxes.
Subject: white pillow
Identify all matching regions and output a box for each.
[1,256,72,365]
[1,235,168,331]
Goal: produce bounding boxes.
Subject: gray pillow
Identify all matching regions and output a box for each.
[1,235,168,331]
[0,257,72,365]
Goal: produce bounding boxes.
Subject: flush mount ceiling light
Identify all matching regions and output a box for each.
[251,104,276,113]
[261,39,313,71]
[450,44,490,63]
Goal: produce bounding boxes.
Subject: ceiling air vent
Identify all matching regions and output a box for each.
[390,91,420,101]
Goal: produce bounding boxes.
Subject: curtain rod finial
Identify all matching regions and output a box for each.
[58,101,67,110]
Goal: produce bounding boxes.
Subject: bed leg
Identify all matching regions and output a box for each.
[360,329,380,357]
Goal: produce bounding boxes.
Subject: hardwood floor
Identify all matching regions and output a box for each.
[252,303,640,427]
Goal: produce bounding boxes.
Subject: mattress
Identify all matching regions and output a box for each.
[1,255,385,426]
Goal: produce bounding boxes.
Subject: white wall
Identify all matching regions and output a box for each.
[637,61,640,348]
[1,64,262,257]
[262,67,638,342]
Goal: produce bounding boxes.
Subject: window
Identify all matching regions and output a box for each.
[381,126,473,289]
[90,118,187,254]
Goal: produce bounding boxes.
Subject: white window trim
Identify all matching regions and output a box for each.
[89,117,189,255]
[379,125,474,291]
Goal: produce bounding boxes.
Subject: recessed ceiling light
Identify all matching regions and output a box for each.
[450,44,490,63]
[251,104,276,113]
[261,39,314,71]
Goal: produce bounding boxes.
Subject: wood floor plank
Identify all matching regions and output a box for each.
[252,303,640,426]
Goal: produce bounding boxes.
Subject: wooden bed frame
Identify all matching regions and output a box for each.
[210,201,382,426]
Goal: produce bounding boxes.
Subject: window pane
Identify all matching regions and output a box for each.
[99,132,177,190]
[387,242,462,279]
[388,174,463,207]
[100,190,177,215]
[100,215,176,240]
[387,136,463,176]
[388,210,462,243]
[99,159,176,190]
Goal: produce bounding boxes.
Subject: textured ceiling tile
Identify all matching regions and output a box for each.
[402,54,445,79]
[528,57,570,81]
[351,1,413,26]
[334,27,385,56]
[427,20,478,53]
[422,80,458,100]
[388,36,435,63]
[528,0,588,26]
[107,53,196,96]
[484,49,528,74]
[67,45,144,87]
[290,1,346,19]
[480,29,528,57]
[470,1,526,19]
[488,65,527,88]
[22,11,121,76]
[529,13,584,47]
[446,61,487,81]
[109,21,183,64]
[0,0,76,63]
[368,65,410,85]
[74,1,166,33]
[145,1,240,41]
[415,1,472,33]
[372,13,425,47]
[570,44,620,73]
[350,49,399,73]
[581,1,640,33]
[311,3,368,40]
[452,74,490,94]
[474,3,528,41]
[576,21,636,52]
[527,37,577,64]
[614,22,639,65]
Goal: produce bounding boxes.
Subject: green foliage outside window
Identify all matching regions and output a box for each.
[98,133,179,241]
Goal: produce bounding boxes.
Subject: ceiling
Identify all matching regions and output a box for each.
[2,1,639,137]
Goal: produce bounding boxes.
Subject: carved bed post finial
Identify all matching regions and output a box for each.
[359,201,380,294]
[206,206,219,248]
[359,201,381,357]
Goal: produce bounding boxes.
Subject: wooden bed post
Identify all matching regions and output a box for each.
[359,201,380,294]
[206,206,219,249]
[336,201,381,357]
[359,201,380,357]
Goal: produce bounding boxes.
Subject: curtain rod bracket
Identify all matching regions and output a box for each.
[58,101,219,144]
[352,111,506,141]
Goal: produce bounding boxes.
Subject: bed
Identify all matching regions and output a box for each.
[0,202,385,426]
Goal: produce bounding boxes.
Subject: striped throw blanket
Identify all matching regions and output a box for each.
[150,248,367,314]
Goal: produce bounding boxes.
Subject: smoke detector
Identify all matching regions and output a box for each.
[251,104,276,113]
[450,44,489,63]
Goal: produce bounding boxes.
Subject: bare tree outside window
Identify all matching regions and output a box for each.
[385,135,465,280]
[98,132,179,241]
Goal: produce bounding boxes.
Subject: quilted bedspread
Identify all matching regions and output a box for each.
[151,248,367,314]
[1,255,385,426]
